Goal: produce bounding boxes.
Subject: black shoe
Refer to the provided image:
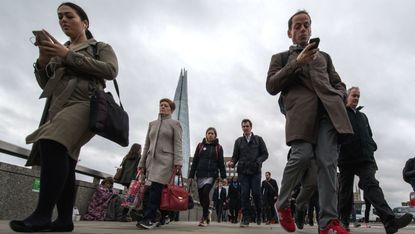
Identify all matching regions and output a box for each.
[50,221,74,232]
[385,213,413,234]
[256,217,261,225]
[341,221,350,232]
[137,219,158,230]
[295,209,305,230]
[9,220,51,232]
[240,219,250,227]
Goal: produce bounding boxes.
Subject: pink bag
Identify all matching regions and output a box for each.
[121,170,145,209]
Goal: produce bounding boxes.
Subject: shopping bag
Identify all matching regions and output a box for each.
[121,170,144,209]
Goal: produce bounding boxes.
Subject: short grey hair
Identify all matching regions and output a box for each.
[347,86,360,96]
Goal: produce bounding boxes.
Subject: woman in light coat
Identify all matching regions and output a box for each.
[137,98,183,229]
[10,2,118,233]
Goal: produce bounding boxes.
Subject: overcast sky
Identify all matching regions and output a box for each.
[1,0,414,208]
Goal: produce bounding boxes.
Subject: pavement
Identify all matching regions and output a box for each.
[0,220,415,234]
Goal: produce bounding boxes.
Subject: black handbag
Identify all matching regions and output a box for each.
[188,194,194,210]
[89,80,129,147]
[89,43,129,147]
[187,180,194,210]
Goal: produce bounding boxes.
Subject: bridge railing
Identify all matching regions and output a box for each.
[0,139,204,221]
[0,139,111,184]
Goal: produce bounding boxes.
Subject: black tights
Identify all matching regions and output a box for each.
[27,139,76,225]
[198,184,213,219]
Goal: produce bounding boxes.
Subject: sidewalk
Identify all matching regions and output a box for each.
[1,220,414,234]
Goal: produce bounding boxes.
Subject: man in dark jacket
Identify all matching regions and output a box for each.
[227,119,269,227]
[262,171,279,224]
[213,181,227,223]
[403,157,415,191]
[338,87,413,234]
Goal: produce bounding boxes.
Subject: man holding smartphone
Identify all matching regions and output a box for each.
[266,10,353,234]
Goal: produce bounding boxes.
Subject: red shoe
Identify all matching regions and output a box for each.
[277,207,295,232]
[320,220,350,234]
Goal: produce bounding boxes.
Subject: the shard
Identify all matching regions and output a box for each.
[172,69,190,178]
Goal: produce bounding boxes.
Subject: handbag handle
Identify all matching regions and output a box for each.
[92,43,124,109]
[167,169,184,187]
[135,168,143,180]
[187,178,192,193]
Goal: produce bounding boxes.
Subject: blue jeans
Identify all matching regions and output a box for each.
[239,172,262,221]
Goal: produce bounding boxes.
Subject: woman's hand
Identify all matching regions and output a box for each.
[34,30,52,68]
[175,165,182,175]
[38,30,69,59]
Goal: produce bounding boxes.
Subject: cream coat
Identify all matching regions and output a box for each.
[266,47,353,145]
[139,114,183,185]
[26,39,118,165]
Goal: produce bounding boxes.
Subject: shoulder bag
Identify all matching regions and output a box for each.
[89,43,129,147]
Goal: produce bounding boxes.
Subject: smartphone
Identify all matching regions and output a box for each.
[309,37,320,49]
[32,30,52,44]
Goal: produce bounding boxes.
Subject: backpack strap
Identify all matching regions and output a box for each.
[280,50,290,67]
[277,50,331,115]
[197,143,204,154]
[277,51,290,115]
[215,144,220,160]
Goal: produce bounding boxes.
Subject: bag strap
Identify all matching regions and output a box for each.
[167,169,184,187]
[134,168,143,180]
[187,178,192,193]
[197,143,204,154]
[215,145,220,160]
[278,50,331,115]
[198,142,220,161]
[265,180,276,193]
[92,42,124,109]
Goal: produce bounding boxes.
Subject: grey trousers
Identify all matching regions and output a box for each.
[277,117,339,228]
[295,159,318,211]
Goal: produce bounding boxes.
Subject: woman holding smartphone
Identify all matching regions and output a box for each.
[10,2,118,232]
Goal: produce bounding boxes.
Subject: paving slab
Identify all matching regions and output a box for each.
[0,220,414,234]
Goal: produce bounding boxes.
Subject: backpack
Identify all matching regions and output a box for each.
[277,50,332,115]
[403,158,415,183]
[196,143,220,160]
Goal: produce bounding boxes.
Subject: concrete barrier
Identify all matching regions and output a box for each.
[0,162,102,220]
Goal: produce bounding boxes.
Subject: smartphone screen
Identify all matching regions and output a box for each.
[309,38,320,49]
[32,30,52,44]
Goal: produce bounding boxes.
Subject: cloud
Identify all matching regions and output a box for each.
[1,0,414,209]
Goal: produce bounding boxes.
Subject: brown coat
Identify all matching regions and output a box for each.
[266,47,353,145]
[26,39,118,165]
[139,114,183,185]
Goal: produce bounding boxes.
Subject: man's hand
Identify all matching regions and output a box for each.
[296,43,319,65]
[226,161,234,168]
[187,178,193,185]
